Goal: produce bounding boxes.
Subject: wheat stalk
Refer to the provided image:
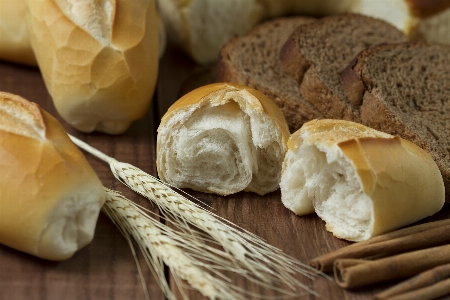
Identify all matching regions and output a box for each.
[103,188,250,300]
[70,135,327,296]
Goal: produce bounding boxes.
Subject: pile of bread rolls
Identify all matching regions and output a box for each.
[0,0,446,256]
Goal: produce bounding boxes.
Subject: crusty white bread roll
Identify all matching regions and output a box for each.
[0,0,36,66]
[280,119,445,242]
[157,0,450,64]
[157,83,290,196]
[26,0,159,134]
[0,92,105,260]
[0,0,166,66]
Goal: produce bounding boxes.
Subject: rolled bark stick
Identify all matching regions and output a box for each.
[386,278,450,300]
[334,244,450,289]
[310,219,450,272]
[375,264,450,300]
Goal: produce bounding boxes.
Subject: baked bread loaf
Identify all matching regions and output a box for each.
[280,119,445,242]
[0,0,36,66]
[156,0,450,64]
[26,0,159,134]
[157,83,290,196]
[0,92,105,260]
[0,0,166,66]
[280,14,408,122]
[217,16,322,133]
[341,42,450,200]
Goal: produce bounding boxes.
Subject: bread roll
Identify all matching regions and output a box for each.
[0,0,36,66]
[26,0,159,134]
[280,119,445,242]
[0,92,105,260]
[157,83,290,196]
[157,0,450,64]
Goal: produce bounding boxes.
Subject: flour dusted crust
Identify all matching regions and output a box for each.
[280,119,445,241]
[157,83,290,196]
[0,92,105,260]
[26,0,159,134]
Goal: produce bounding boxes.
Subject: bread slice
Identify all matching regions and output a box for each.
[217,16,323,133]
[280,14,409,122]
[341,42,450,200]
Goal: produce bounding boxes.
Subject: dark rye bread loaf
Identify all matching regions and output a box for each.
[280,14,409,122]
[342,42,450,199]
[217,16,322,132]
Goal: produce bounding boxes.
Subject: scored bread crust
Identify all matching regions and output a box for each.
[341,42,450,201]
[0,92,105,260]
[217,16,322,133]
[157,82,290,196]
[25,0,159,134]
[280,119,445,241]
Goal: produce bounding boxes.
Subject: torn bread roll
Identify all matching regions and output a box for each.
[0,92,105,260]
[157,83,290,196]
[280,119,445,242]
[26,0,159,134]
[0,0,36,66]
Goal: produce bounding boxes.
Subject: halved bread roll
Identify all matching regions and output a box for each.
[0,92,105,260]
[26,0,159,134]
[280,119,445,241]
[157,83,290,196]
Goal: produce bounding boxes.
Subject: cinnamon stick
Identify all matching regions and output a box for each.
[380,278,450,300]
[310,219,450,272]
[375,264,450,300]
[333,244,450,289]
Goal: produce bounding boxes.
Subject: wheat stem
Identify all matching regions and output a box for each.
[103,188,250,300]
[69,135,326,296]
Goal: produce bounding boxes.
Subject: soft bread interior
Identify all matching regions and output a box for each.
[38,186,104,260]
[168,101,254,195]
[281,139,373,241]
[158,87,287,196]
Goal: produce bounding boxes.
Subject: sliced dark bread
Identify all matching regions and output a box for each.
[216,16,322,133]
[342,42,450,199]
[280,14,409,122]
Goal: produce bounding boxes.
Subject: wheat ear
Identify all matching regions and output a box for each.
[70,135,327,296]
[103,188,255,300]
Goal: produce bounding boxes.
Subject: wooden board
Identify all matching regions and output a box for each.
[0,45,450,300]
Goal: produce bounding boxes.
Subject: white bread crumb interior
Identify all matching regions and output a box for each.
[281,119,445,241]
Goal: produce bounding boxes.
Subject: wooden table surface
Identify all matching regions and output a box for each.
[1,44,449,300]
